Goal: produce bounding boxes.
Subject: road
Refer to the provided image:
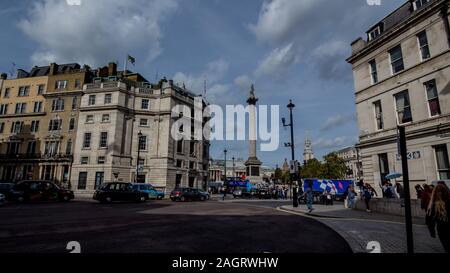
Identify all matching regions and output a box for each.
[0,199,351,253]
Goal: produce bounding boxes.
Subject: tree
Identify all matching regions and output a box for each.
[300,158,323,179]
[321,152,347,179]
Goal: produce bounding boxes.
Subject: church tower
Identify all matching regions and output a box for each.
[303,132,315,163]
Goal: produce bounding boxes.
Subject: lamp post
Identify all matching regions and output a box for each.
[232,157,236,178]
[282,100,298,207]
[135,131,143,183]
[223,149,227,200]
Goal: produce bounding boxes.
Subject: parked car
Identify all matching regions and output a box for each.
[132,183,165,200]
[170,187,210,202]
[0,193,5,205]
[257,188,271,199]
[93,182,148,203]
[11,180,74,202]
[0,183,15,201]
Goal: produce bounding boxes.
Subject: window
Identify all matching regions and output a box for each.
[86,115,94,123]
[33,101,43,113]
[102,114,110,123]
[99,132,108,148]
[83,133,92,149]
[44,141,59,156]
[88,95,96,105]
[139,118,149,126]
[11,121,23,133]
[189,161,195,169]
[138,135,147,150]
[98,156,106,164]
[141,99,149,110]
[435,145,450,180]
[176,160,183,168]
[374,101,384,130]
[81,157,89,165]
[177,140,183,154]
[425,80,441,117]
[4,88,10,98]
[190,141,196,156]
[30,121,40,132]
[75,79,81,89]
[413,0,430,10]
[369,60,378,84]
[15,103,27,114]
[95,172,104,190]
[368,26,381,41]
[0,104,8,115]
[71,97,78,110]
[417,31,430,60]
[52,98,65,111]
[78,172,87,190]
[27,141,36,155]
[18,86,30,97]
[394,91,412,124]
[37,85,45,95]
[48,119,62,131]
[55,80,68,89]
[104,94,112,104]
[389,45,404,74]
[66,140,72,155]
[0,122,4,133]
[378,153,390,184]
[69,118,76,130]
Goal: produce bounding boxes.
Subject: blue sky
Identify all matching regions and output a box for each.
[0,0,405,167]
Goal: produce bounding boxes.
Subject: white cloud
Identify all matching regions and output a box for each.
[18,0,178,66]
[313,137,347,150]
[320,113,356,132]
[254,43,299,78]
[173,60,231,103]
[234,75,252,91]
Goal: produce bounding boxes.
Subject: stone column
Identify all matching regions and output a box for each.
[245,84,262,183]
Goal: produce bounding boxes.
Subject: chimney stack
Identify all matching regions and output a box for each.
[49,63,59,76]
[108,62,117,76]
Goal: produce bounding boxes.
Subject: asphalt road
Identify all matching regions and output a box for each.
[0,199,351,253]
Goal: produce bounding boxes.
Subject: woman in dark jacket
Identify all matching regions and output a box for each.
[426,184,450,252]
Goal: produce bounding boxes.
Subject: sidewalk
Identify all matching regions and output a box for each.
[279,204,445,253]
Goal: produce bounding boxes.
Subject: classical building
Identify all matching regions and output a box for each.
[0,66,49,181]
[70,73,210,194]
[334,146,362,180]
[347,0,450,194]
[303,135,315,163]
[208,158,274,183]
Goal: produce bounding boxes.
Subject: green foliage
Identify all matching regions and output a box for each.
[300,153,347,179]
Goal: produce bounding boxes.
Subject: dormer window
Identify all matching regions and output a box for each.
[368,26,382,41]
[413,0,430,11]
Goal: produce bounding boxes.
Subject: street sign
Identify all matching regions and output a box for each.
[138,165,144,172]
[396,151,421,161]
[290,160,296,174]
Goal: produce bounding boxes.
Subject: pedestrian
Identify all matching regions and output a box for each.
[305,181,314,213]
[415,184,424,200]
[421,184,433,211]
[343,186,349,208]
[426,184,450,252]
[357,179,364,198]
[363,184,374,212]
[347,184,357,209]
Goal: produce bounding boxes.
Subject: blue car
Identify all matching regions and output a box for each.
[132,183,165,200]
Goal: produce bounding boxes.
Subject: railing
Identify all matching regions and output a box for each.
[0,153,73,160]
[137,87,153,95]
[84,82,128,90]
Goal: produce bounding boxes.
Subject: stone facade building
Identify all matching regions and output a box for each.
[334,146,362,180]
[71,74,210,194]
[347,0,450,194]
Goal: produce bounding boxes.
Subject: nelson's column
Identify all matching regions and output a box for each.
[245,84,262,184]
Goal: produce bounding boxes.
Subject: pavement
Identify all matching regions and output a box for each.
[0,198,351,253]
[278,204,445,253]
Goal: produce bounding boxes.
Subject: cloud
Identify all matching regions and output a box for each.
[234,75,252,91]
[173,59,231,102]
[18,0,178,66]
[320,113,356,132]
[249,0,388,81]
[312,137,347,150]
[254,43,299,78]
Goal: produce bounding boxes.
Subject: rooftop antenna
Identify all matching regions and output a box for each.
[204,79,207,96]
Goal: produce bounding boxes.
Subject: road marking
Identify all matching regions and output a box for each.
[276,207,427,227]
